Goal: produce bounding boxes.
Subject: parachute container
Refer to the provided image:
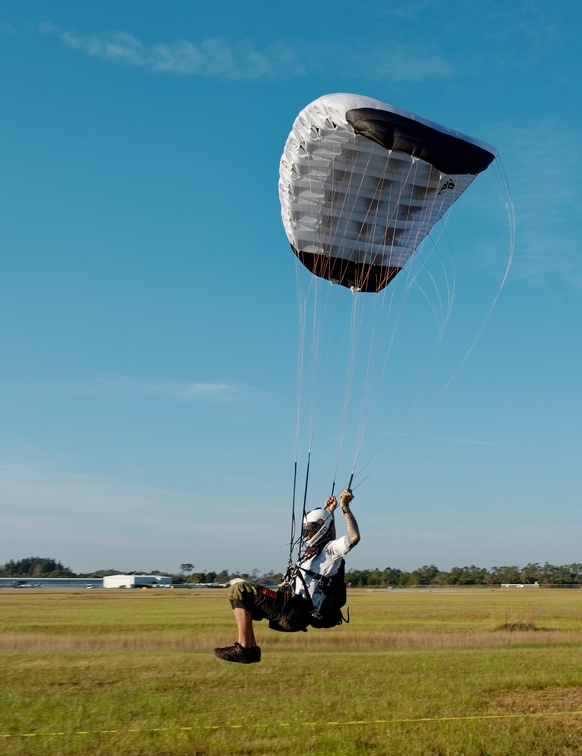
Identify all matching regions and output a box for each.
[279,93,497,293]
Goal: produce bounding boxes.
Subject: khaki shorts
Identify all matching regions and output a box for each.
[228,581,311,632]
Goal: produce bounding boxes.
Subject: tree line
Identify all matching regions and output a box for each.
[343,563,582,587]
[3,557,582,586]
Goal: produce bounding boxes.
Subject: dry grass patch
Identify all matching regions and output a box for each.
[494,620,550,632]
[494,685,582,714]
[0,631,218,653]
[491,686,582,741]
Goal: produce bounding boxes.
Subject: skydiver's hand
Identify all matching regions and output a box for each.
[340,489,354,511]
[325,496,338,514]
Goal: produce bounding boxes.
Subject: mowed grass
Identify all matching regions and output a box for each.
[2,588,582,754]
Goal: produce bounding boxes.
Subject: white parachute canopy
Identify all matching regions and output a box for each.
[279,93,496,293]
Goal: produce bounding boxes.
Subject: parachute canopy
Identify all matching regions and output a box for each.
[279,93,496,293]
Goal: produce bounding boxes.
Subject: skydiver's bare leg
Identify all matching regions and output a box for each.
[232,607,257,648]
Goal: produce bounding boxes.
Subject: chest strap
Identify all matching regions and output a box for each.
[298,566,334,589]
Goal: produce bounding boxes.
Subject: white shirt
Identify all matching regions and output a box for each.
[294,535,352,612]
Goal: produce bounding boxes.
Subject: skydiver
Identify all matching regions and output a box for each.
[212,488,360,664]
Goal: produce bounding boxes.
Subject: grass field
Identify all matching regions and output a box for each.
[2,587,582,755]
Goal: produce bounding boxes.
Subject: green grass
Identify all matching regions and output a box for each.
[2,588,582,754]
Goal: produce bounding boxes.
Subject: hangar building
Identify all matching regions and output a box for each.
[103,574,172,589]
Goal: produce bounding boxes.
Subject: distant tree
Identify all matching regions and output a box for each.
[0,557,75,578]
[444,566,487,585]
[363,568,384,587]
[409,564,441,586]
[383,567,405,586]
[78,569,120,578]
[568,564,582,582]
[444,567,461,585]
[344,569,369,587]
[187,571,218,584]
[520,563,542,584]
[482,570,498,585]
[490,565,521,584]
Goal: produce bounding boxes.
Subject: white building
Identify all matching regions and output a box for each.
[103,574,172,589]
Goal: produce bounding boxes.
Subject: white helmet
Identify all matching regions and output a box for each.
[302,508,333,550]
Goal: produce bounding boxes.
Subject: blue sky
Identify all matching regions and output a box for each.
[1,0,581,575]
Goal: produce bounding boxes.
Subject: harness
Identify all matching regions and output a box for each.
[293,559,349,627]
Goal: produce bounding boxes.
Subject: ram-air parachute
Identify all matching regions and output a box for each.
[279,93,496,293]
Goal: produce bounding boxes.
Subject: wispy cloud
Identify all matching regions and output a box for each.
[71,377,250,404]
[40,23,453,83]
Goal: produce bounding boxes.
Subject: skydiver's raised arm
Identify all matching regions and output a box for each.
[339,489,360,547]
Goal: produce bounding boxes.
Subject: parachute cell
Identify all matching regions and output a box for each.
[279,93,497,293]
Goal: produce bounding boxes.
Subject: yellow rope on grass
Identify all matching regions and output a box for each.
[2,710,582,739]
